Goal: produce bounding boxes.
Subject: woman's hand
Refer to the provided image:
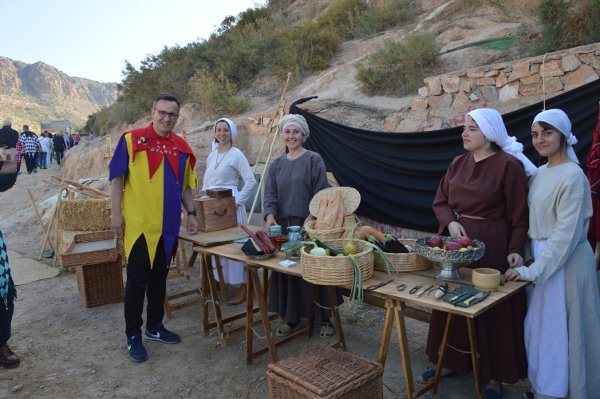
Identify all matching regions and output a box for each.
[265,214,276,231]
[507,253,523,268]
[448,221,466,237]
[504,268,521,282]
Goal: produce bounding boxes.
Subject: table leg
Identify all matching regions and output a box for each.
[466,317,483,399]
[203,253,227,346]
[214,256,228,303]
[327,286,347,351]
[308,285,317,338]
[432,313,454,394]
[377,298,395,367]
[392,300,415,398]
[249,267,278,363]
[201,253,209,337]
[245,266,254,365]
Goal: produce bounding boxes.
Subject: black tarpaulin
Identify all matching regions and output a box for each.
[291,79,600,232]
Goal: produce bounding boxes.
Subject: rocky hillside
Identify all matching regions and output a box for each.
[0,56,117,129]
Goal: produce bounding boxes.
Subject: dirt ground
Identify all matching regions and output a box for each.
[0,157,536,399]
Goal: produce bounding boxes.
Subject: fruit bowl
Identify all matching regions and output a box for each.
[415,236,485,280]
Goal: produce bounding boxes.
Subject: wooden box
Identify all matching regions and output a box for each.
[192,196,238,232]
[76,255,124,308]
[206,188,232,198]
[267,346,383,399]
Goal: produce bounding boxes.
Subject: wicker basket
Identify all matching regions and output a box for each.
[304,219,346,241]
[301,239,373,286]
[61,231,117,267]
[76,255,124,307]
[267,345,383,399]
[373,238,433,272]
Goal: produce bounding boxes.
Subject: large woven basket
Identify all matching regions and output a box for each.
[267,345,383,399]
[301,239,373,286]
[76,255,124,307]
[304,219,346,241]
[373,238,433,272]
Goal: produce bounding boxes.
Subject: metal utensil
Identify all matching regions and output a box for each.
[464,291,486,306]
[415,284,434,298]
[366,278,393,291]
[449,290,472,302]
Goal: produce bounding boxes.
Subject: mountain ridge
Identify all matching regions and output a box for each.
[0,56,117,130]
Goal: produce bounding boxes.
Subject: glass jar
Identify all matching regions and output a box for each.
[287,225,303,243]
[269,224,282,236]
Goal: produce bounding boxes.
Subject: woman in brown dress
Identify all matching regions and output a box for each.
[422,108,537,398]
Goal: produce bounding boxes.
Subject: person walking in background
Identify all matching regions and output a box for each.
[37,132,50,169]
[46,132,54,167]
[0,119,19,149]
[422,108,536,399]
[88,131,94,141]
[20,125,39,174]
[505,109,600,399]
[110,93,198,363]
[73,132,80,145]
[202,118,256,305]
[53,132,66,166]
[0,144,21,369]
[15,136,23,174]
[63,131,70,150]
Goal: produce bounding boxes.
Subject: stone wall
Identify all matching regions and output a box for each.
[390,43,600,132]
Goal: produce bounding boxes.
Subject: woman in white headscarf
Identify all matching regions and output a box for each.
[506,109,600,399]
[421,108,532,398]
[203,118,256,305]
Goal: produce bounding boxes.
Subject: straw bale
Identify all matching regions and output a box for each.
[58,198,111,231]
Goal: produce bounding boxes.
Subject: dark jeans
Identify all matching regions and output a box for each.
[124,235,169,337]
[24,153,36,173]
[0,294,14,347]
[38,152,47,168]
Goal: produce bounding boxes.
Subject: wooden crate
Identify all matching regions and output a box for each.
[206,188,232,198]
[192,197,238,232]
[267,346,383,399]
[76,255,124,308]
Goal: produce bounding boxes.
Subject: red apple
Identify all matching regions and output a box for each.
[457,236,473,248]
[428,235,443,248]
[445,241,462,251]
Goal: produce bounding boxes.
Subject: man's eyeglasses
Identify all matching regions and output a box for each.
[154,109,179,119]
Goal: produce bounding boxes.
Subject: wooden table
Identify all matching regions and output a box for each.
[361,268,528,399]
[178,226,262,346]
[192,243,347,365]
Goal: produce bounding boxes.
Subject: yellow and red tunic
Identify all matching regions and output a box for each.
[109,123,197,266]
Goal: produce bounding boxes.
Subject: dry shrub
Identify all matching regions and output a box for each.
[58,198,111,231]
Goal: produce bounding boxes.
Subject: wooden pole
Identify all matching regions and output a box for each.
[27,189,55,252]
[252,72,292,173]
[39,193,61,260]
[50,176,109,198]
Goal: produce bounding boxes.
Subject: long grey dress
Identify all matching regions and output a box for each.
[514,162,600,399]
[263,150,336,323]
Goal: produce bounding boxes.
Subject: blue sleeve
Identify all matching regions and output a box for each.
[109,135,129,181]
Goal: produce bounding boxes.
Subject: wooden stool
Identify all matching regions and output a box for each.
[267,346,383,399]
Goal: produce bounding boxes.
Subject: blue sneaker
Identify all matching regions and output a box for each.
[127,334,147,362]
[144,324,181,344]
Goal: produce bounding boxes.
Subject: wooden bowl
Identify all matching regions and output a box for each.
[472,268,501,291]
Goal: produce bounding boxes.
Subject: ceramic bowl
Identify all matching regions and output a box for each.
[472,268,501,291]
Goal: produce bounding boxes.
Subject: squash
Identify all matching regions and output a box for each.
[358,226,385,243]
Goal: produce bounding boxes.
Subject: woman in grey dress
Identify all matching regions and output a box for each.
[263,114,338,338]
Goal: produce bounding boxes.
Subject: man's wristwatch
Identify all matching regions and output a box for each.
[187,210,197,216]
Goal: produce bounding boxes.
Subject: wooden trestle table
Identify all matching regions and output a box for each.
[177,235,528,399]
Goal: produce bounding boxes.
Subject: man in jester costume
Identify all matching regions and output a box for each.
[110,93,198,362]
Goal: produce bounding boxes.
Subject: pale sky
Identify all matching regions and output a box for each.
[1,0,263,83]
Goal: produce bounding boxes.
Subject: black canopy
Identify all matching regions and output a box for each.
[292,79,600,232]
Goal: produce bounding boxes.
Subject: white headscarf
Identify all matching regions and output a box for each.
[532,109,579,164]
[211,118,237,152]
[279,114,310,143]
[467,108,537,176]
